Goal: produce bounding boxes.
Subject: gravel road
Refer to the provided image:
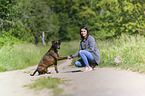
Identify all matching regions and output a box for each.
[1,60,145,96]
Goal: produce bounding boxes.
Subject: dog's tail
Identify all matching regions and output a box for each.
[30,69,38,76]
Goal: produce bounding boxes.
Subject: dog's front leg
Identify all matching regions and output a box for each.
[54,63,59,73]
[57,57,67,60]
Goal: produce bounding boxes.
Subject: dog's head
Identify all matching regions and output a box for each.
[52,41,61,49]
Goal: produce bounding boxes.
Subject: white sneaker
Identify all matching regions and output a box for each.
[81,67,92,72]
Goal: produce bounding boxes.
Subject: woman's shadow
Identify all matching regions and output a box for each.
[63,68,96,73]
[63,70,82,73]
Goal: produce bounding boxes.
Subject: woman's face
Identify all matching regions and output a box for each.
[81,28,87,38]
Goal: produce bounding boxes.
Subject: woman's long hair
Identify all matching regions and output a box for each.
[80,25,89,40]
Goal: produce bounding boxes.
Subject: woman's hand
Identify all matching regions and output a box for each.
[67,56,72,59]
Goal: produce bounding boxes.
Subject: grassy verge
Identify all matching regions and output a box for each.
[71,35,145,73]
[1,35,145,73]
[98,34,145,73]
[2,35,145,95]
[24,76,68,96]
[0,41,78,72]
[0,43,49,72]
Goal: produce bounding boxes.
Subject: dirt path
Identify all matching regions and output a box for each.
[1,60,145,96]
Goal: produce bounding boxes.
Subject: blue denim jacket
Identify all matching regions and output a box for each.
[72,35,100,64]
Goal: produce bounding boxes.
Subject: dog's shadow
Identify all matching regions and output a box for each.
[63,70,82,73]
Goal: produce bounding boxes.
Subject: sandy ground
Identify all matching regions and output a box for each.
[1,60,145,96]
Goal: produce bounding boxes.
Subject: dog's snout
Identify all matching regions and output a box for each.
[57,44,60,49]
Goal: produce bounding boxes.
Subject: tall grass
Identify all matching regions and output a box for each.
[99,35,145,73]
[58,40,79,56]
[0,43,50,72]
[0,41,79,72]
[1,35,145,73]
[69,35,145,73]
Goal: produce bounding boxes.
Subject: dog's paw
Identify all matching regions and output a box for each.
[56,71,59,73]
[30,74,34,76]
[47,72,51,74]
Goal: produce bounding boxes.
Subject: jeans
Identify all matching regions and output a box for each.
[75,50,96,67]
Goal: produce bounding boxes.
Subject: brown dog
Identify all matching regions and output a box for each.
[30,41,67,76]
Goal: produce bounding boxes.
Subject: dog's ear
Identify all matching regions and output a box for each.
[52,41,55,44]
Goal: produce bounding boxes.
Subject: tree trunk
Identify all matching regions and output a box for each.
[40,32,46,45]
[33,34,39,45]
[91,0,93,7]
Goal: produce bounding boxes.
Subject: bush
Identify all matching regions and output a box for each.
[0,31,19,49]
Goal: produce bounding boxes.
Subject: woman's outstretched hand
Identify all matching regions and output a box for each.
[67,56,72,59]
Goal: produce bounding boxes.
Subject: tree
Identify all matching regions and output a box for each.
[87,0,145,39]
[19,0,60,44]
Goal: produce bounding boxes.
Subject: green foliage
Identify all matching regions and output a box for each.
[18,0,61,42]
[0,0,145,74]
[0,0,16,19]
[0,43,49,71]
[69,35,145,73]
[0,41,77,72]
[1,0,145,45]
[0,31,19,49]
[59,40,79,56]
[98,34,145,73]
[45,0,145,40]
[25,76,64,89]
[91,0,145,39]
[25,76,67,96]
[1,35,145,73]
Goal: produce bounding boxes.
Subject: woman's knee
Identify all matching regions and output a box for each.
[75,60,83,67]
[75,61,80,67]
[78,50,82,55]
[79,50,85,55]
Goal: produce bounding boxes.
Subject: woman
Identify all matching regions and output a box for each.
[68,26,100,72]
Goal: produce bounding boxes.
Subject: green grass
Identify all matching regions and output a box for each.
[1,35,145,73]
[2,35,145,95]
[98,34,145,73]
[0,42,50,71]
[70,35,145,73]
[24,76,67,96]
[0,41,78,72]
[25,76,63,89]
[58,40,79,56]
